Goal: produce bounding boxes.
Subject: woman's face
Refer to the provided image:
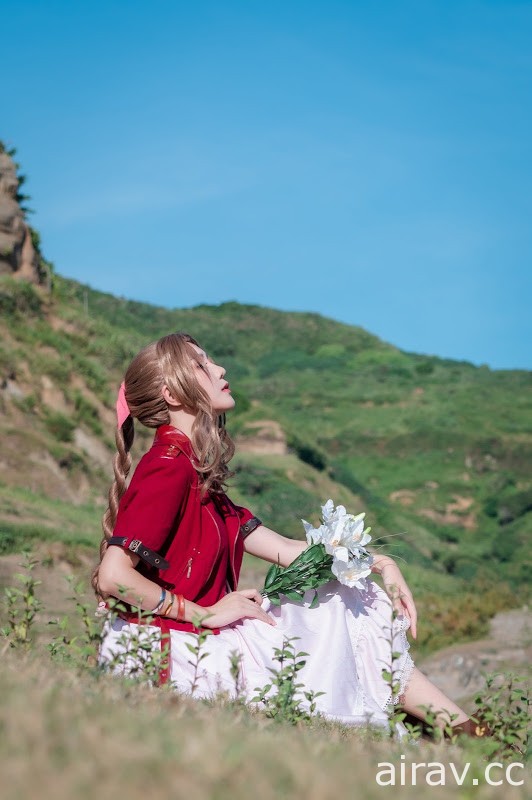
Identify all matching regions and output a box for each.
[189,343,236,414]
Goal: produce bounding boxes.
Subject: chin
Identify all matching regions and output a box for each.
[215,396,236,413]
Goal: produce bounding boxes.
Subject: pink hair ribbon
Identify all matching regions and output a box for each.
[116,381,131,429]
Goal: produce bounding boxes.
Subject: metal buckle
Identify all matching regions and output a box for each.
[129,539,141,553]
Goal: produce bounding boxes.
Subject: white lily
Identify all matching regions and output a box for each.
[302,519,326,545]
[342,514,372,557]
[332,556,373,589]
[302,500,374,591]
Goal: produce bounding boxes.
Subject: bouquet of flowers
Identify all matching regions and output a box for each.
[261,499,374,608]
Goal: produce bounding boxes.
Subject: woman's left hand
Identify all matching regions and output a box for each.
[379,561,417,640]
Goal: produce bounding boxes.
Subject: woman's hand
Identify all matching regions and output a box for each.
[379,561,418,640]
[201,589,276,629]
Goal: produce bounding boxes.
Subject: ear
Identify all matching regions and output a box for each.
[162,384,181,409]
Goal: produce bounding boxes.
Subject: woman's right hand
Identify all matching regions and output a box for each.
[201,589,276,629]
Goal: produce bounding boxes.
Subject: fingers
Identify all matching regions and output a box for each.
[406,598,418,640]
[238,588,264,605]
[397,593,417,640]
[242,596,276,626]
[387,585,417,640]
[231,591,276,626]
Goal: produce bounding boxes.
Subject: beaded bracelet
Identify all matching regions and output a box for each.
[151,588,167,613]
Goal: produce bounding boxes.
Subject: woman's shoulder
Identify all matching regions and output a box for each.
[129,441,196,490]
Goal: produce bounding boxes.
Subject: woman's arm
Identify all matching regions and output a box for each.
[244,525,417,638]
[244,525,400,571]
[98,546,275,628]
[243,524,307,567]
[370,553,418,639]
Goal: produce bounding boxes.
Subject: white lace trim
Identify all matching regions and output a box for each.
[381,614,416,712]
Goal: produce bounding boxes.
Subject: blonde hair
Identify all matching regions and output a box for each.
[92,332,235,597]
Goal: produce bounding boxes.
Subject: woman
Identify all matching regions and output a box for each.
[95,332,485,738]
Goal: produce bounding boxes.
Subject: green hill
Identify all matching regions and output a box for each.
[1,270,530,654]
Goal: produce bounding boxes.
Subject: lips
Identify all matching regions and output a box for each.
[221,382,230,392]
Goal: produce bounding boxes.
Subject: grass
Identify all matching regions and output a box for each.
[1,558,529,800]
[0,484,101,551]
[5,649,521,800]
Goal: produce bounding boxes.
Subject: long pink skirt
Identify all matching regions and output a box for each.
[99,579,415,735]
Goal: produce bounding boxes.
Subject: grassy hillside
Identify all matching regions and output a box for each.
[0,273,530,654]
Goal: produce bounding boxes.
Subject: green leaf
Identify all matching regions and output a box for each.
[264,564,281,590]
[283,590,304,603]
[309,591,320,609]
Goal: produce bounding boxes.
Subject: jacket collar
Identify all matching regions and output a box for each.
[153,424,195,458]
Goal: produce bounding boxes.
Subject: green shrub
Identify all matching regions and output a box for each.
[0,278,43,318]
[327,460,380,506]
[314,343,346,359]
[70,353,108,397]
[433,526,460,544]
[72,391,102,436]
[0,344,16,379]
[39,355,71,384]
[287,434,327,471]
[498,490,532,525]
[43,411,76,442]
[257,350,316,378]
[229,389,251,415]
[232,464,315,537]
[13,392,39,414]
[414,360,435,375]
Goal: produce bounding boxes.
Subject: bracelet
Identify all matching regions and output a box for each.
[176,594,185,622]
[151,588,167,613]
[161,592,175,617]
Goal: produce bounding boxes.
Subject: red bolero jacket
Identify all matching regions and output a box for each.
[109,424,262,635]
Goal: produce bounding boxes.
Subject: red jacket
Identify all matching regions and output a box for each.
[110,424,261,635]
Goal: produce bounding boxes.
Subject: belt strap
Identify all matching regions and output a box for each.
[108,536,170,570]
[240,516,262,538]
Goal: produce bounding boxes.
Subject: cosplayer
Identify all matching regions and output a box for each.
[94,332,487,738]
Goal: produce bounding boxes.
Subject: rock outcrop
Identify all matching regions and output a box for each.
[0,148,46,284]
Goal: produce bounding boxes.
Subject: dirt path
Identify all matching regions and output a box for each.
[417,605,531,705]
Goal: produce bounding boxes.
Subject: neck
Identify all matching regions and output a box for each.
[167,408,196,439]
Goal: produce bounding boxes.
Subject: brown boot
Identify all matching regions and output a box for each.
[448,718,493,739]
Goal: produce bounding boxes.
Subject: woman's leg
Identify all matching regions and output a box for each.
[400,666,469,729]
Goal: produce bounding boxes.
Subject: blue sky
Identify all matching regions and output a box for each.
[2,0,531,369]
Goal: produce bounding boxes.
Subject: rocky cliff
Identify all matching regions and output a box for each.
[0,146,48,285]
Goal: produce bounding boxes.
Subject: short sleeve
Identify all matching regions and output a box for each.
[112,453,192,554]
[233,503,263,539]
